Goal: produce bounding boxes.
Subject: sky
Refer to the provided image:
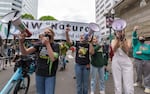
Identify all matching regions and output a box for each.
[38,0,95,23]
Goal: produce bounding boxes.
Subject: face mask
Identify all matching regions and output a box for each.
[45,34,51,40]
[139,39,145,43]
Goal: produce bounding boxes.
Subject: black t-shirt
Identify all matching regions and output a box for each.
[75,42,90,65]
[33,42,59,77]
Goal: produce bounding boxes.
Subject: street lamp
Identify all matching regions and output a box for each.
[104,9,115,44]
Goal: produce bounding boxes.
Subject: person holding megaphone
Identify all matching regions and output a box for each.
[111,19,134,94]
[18,28,60,94]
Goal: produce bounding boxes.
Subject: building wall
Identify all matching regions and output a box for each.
[22,0,38,19]
[0,0,38,19]
[115,1,150,38]
[95,0,115,40]
[0,0,22,16]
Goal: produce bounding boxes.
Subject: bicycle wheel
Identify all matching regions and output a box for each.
[13,75,30,94]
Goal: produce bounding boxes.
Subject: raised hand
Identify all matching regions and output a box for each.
[41,36,50,45]
[19,33,26,43]
[65,27,71,33]
[133,26,139,31]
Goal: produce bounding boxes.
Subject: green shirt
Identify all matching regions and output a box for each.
[132,31,150,60]
[60,42,70,56]
[91,45,108,67]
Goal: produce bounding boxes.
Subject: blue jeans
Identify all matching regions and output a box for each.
[35,75,56,94]
[90,65,105,92]
[60,55,66,68]
[75,63,90,94]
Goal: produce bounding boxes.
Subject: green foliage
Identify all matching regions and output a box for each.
[21,14,34,20]
[39,16,57,21]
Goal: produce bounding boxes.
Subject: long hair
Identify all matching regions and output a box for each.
[47,28,55,42]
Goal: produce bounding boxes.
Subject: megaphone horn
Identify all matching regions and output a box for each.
[112,19,127,32]
[88,22,100,34]
[12,16,32,37]
[84,23,100,41]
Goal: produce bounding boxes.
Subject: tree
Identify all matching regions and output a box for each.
[21,14,34,20]
[39,15,57,21]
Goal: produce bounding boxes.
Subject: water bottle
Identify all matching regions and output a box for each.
[104,70,109,81]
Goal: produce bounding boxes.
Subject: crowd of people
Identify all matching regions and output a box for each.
[132,26,150,94]
[0,22,150,94]
[0,37,16,70]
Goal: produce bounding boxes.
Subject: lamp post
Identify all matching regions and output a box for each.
[104,9,115,44]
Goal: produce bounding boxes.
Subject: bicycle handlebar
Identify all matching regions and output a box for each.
[14,55,36,74]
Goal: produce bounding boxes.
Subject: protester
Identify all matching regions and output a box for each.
[0,35,4,70]
[65,27,94,94]
[6,46,15,66]
[18,28,60,94]
[111,28,134,94]
[90,36,107,94]
[0,35,3,58]
[132,26,150,93]
[59,41,70,71]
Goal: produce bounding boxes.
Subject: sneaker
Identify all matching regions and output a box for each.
[90,92,94,94]
[144,88,150,93]
[100,91,105,94]
[133,82,141,87]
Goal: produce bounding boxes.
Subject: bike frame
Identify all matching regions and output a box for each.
[0,67,23,94]
[0,60,35,94]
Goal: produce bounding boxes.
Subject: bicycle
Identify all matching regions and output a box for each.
[0,55,36,94]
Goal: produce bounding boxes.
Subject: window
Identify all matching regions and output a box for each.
[12,3,21,8]
[14,0,22,4]
[106,3,111,9]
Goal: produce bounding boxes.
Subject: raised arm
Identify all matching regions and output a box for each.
[132,26,140,47]
[65,27,73,45]
[89,43,94,55]
[120,39,132,55]
[111,39,120,53]
[19,34,36,55]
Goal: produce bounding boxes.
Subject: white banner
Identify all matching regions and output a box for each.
[0,20,101,41]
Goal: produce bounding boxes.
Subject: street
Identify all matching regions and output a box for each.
[0,51,146,94]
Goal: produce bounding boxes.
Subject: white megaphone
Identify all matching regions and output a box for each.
[0,11,32,37]
[112,19,127,41]
[84,22,100,40]
[112,19,127,32]
[11,16,32,37]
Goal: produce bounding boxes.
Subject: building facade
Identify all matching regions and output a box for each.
[95,0,121,41]
[0,0,38,19]
[22,0,38,19]
[0,0,22,17]
[114,0,150,40]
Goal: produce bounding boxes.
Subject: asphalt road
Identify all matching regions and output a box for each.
[0,51,146,94]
